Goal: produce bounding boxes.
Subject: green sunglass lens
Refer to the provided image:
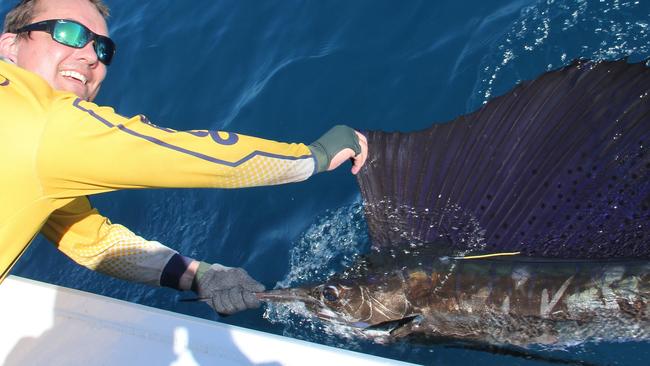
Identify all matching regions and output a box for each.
[54,21,88,48]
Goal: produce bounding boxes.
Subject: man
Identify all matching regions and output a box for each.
[0,0,367,315]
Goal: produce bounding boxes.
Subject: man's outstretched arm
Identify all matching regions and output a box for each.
[41,197,267,314]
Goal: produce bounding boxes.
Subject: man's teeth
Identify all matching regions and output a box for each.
[60,71,87,85]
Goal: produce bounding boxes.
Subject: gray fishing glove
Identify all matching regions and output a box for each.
[192,262,265,315]
[308,125,362,173]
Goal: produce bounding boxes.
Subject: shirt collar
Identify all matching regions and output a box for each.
[0,56,14,64]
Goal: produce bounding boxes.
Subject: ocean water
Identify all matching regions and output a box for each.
[3,0,650,365]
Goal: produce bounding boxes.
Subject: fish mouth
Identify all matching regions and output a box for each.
[256,288,319,305]
[257,288,343,322]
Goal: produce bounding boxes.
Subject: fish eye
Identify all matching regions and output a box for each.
[322,285,339,302]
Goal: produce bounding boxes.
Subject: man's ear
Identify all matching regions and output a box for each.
[0,33,19,63]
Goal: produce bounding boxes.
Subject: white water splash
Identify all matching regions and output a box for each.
[263,201,372,348]
[276,201,369,288]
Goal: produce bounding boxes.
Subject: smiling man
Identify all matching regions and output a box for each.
[3,0,108,101]
[0,0,367,315]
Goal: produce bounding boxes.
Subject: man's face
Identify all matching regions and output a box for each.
[7,0,109,101]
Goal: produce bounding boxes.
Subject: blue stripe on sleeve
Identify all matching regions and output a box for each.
[72,98,312,167]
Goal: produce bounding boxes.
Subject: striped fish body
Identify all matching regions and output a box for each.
[303,258,650,347]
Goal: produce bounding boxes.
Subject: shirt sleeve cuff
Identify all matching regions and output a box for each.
[160,253,194,290]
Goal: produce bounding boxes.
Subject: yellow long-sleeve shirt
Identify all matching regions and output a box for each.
[0,60,315,284]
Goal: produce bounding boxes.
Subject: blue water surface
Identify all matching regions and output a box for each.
[3,0,650,365]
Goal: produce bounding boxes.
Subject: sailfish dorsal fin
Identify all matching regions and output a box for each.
[357,59,650,259]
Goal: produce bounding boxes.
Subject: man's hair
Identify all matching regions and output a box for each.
[3,0,110,33]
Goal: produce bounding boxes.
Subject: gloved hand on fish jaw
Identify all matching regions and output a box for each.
[192,262,265,315]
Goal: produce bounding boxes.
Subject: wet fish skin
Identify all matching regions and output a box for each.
[264,258,650,347]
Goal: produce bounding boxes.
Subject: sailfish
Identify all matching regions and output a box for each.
[260,59,650,353]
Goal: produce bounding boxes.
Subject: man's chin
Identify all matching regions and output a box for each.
[55,81,90,100]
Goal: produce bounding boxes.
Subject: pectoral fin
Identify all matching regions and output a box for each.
[364,315,423,336]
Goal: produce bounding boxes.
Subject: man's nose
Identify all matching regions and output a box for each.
[75,41,99,65]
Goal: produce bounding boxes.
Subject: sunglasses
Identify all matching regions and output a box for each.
[15,19,116,65]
